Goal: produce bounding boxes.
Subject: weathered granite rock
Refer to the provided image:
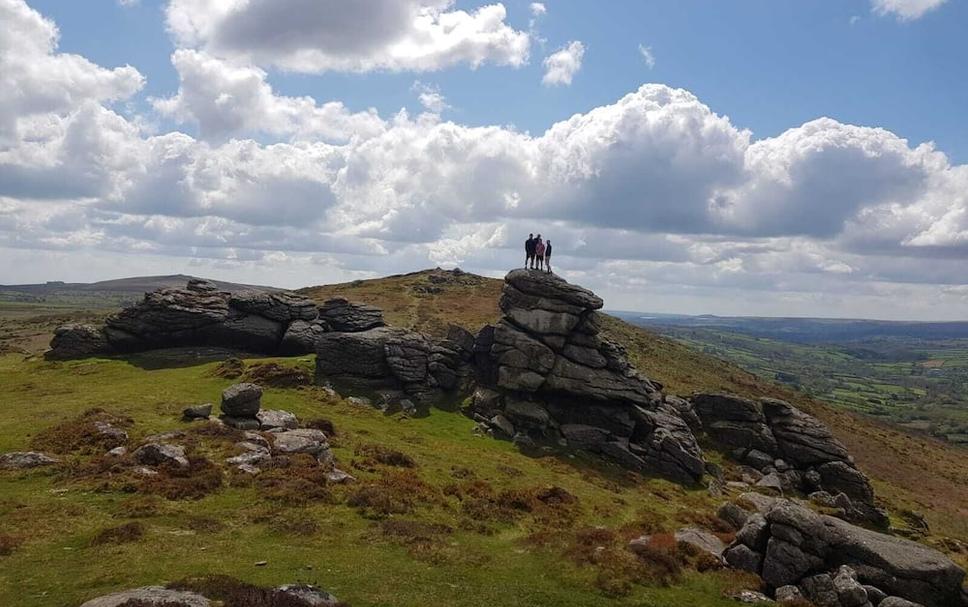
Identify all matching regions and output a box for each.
[675,527,726,558]
[221,383,262,417]
[271,429,329,456]
[275,584,342,606]
[315,324,466,403]
[182,404,213,420]
[133,443,188,469]
[691,393,778,454]
[629,403,706,483]
[316,326,399,380]
[724,498,965,607]
[279,319,328,355]
[761,398,850,465]
[229,290,318,323]
[691,393,884,527]
[468,269,701,483]
[318,298,384,332]
[0,451,59,469]
[775,585,805,604]
[833,565,870,607]
[79,586,210,607]
[48,279,322,358]
[46,324,108,359]
[718,501,751,530]
[257,409,299,431]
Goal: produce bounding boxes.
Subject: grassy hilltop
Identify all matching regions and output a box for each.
[0,268,965,606]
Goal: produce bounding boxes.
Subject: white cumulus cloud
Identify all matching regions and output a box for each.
[542,40,584,86]
[870,0,948,20]
[165,0,531,73]
[152,49,385,143]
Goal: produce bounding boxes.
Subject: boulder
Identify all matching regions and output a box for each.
[833,565,870,607]
[315,326,400,380]
[133,443,189,469]
[0,451,59,469]
[279,320,328,355]
[201,310,285,352]
[504,398,551,430]
[725,498,965,607]
[775,585,804,604]
[691,393,778,454]
[271,429,329,456]
[256,409,299,431]
[504,268,604,310]
[761,398,851,467]
[718,501,751,530]
[489,414,516,438]
[221,383,263,417]
[79,586,210,607]
[629,403,705,483]
[318,298,384,332]
[229,290,318,323]
[275,584,342,606]
[46,324,108,359]
[800,573,841,607]
[675,527,726,559]
[182,404,213,420]
[724,544,764,573]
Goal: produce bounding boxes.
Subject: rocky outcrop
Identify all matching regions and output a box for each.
[314,323,474,406]
[46,279,330,359]
[469,270,703,484]
[46,324,109,360]
[318,298,385,332]
[692,393,886,527]
[724,498,966,607]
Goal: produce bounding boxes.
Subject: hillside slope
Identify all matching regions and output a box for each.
[301,268,968,546]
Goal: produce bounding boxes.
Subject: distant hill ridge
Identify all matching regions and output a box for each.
[0,274,276,293]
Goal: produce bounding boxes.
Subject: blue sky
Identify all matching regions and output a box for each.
[31,0,968,160]
[2,0,968,320]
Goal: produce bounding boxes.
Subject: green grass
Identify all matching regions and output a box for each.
[0,352,752,607]
[4,271,968,604]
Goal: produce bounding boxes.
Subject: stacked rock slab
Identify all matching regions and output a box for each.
[470,269,705,484]
[723,498,966,607]
[220,383,263,430]
[314,323,475,405]
[47,279,325,359]
[691,393,886,527]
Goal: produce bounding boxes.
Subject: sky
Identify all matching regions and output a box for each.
[1,0,968,320]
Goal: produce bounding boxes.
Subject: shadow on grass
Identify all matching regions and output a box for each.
[115,347,259,370]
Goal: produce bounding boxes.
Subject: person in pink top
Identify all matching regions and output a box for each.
[534,235,546,271]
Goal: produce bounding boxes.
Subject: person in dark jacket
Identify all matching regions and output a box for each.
[525,233,535,268]
[534,235,545,271]
[544,240,553,273]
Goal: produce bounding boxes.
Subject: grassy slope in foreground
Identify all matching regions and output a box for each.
[0,268,963,607]
[301,269,968,545]
[0,352,755,607]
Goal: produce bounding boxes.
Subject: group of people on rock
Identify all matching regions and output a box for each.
[524,233,552,272]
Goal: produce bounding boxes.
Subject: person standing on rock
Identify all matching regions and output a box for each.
[544,240,552,273]
[534,235,546,271]
[525,233,535,269]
